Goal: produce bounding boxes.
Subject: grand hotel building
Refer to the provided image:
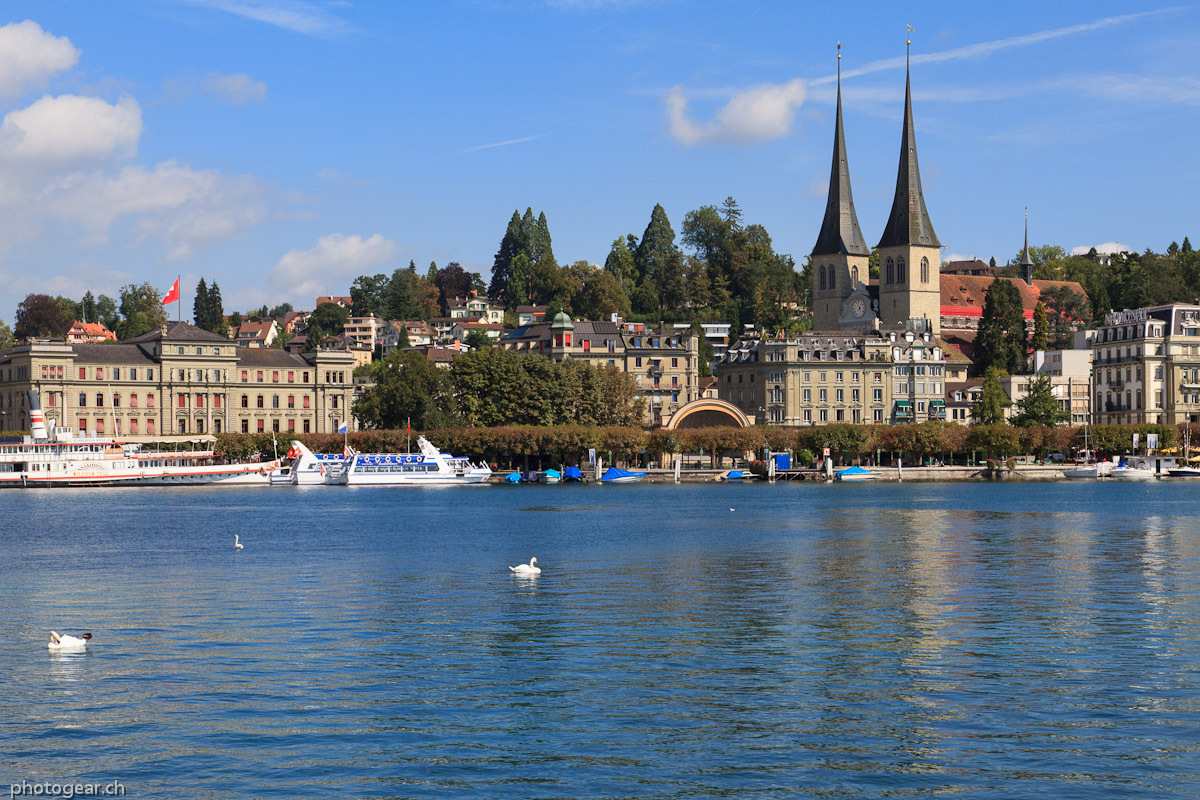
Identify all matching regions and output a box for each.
[0,322,356,438]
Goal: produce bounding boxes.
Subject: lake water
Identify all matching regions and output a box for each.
[2,480,1200,798]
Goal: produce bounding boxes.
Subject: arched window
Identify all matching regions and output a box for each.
[850,265,859,286]
[897,257,906,283]
[885,258,894,285]
[817,266,826,291]
[920,257,929,283]
[827,264,836,292]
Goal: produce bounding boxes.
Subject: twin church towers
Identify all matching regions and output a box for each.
[811,45,942,336]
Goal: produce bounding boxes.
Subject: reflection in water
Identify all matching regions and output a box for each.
[2,482,1200,797]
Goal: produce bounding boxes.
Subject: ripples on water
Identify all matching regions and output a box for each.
[3,482,1200,798]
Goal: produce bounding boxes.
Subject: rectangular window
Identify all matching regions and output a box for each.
[257,395,264,409]
[96,368,102,380]
[130,419,138,435]
[836,389,843,402]
[257,419,264,432]
[41,365,47,379]
[148,393,155,407]
[303,419,311,433]
[147,419,155,435]
[177,394,186,408]
[79,393,86,407]
[113,394,121,408]
[303,372,309,383]
[214,395,221,408]
[819,409,827,422]
[257,371,264,382]
[672,357,678,367]
[272,371,279,383]
[79,367,86,380]
[112,368,119,380]
[272,419,280,433]
[241,395,249,408]
[288,395,295,409]
[303,396,310,409]
[288,419,295,432]
[241,370,248,382]
[836,372,843,382]
[803,389,811,402]
[873,389,882,401]
[178,370,185,381]
[272,395,279,409]
[819,389,827,402]
[96,393,104,407]
[288,371,294,383]
[95,419,104,435]
[636,357,642,368]
[242,419,249,433]
[78,418,87,432]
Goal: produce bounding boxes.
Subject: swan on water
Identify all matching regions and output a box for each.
[509,557,541,576]
[234,534,244,550]
[48,631,92,650]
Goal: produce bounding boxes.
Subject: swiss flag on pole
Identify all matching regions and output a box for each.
[162,278,180,305]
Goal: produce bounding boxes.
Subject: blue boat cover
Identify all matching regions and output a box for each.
[543,469,561,479]
[726,470,745,479]
[601,467,647,482]
[522,470,541,483]
[836,466,872,477]
[504,471,522,483]
[562,466,583,481]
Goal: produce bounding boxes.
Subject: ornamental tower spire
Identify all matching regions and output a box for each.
[1019,209,1034,285]
[811,42,872,332]
[812,42,868,258]
[877,28,942,335]
[877,32,940,250]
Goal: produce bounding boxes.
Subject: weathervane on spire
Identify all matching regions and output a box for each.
[906,24,913,66]
[836,40,841,81]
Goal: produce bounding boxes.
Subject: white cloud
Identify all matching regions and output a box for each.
[0,94,141,165]
[269,233,399,303]
[0,20,79,99]
[1071,242,1130,256]
[163,72,267,106]
[205,72,266,105]
[666,78,806,146]
[42,161,269,261]
[182,0,354,37]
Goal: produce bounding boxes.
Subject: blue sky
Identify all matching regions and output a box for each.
[1,1,1197,320]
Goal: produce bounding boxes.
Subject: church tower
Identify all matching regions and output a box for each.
[876,47,941,334]
[811,45,871,332]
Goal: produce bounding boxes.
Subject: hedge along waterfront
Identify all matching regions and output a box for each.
[212,421,1190,469]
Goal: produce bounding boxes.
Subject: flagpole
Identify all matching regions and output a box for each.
[178,274,181,324]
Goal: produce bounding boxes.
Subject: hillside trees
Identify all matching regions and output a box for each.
[975,280,1027,375]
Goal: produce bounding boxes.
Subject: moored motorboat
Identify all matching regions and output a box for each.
[1062,459,1116,479]
[600,466,646,484]
[1112,457,1156,481]
[836,465,878,481]
[543,468,561,484]
[562,466,584,483]
[269,441,346,485]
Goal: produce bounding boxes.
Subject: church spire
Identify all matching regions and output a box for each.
[812,42,869,257]
[1019,209,1034,285]
[876,38,940,250]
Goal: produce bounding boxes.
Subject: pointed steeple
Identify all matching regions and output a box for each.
[812,44,868,257]
[876,55,940,249]
[1019,210,1034,285]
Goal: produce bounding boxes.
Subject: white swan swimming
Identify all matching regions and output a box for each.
[234,534,244,550]
[48,631,92,650]
[509,557,541,577]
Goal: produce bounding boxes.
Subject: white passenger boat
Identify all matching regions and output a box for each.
[270,441,346,485]
[338,436,491,485]
[0,392,276,487]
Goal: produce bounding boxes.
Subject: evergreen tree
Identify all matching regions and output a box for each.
[1011,373,1069,427]
[490,210,524,305]
[634,204,678,289]
[720,196,742,230]
[507,253,533,307]
[209,282,226,334]
[975,280,1027,375]
[532,211,557,274]
[1183,236,1193,253]
[96,295,119,330]
[973,366,1011,425]
[989,256,997,269]
[604,237,638,294]
[193,279,209,328]
[1032,301,1049,350]
[81,291,96,325]
[386,263,419,320]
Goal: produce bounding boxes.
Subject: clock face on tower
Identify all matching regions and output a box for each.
[852,298,866,318]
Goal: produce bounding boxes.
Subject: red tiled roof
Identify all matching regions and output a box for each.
[940,275,1087,320]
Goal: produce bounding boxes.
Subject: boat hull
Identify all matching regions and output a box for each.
[1112,468,1156,481]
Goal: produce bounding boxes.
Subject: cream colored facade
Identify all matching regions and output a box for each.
[0,323,357,438]
[1092,304,1200,425]
[717,328,966,426]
